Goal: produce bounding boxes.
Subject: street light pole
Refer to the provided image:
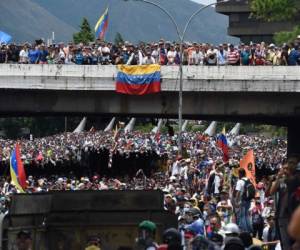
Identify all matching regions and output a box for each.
[124,0,228,155]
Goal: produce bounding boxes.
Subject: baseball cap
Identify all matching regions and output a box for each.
[139,220,156,232]
[222,223,240,235]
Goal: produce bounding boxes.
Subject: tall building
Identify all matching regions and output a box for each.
[216,0,299,43]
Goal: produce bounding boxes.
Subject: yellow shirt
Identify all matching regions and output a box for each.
[85,246,101,250]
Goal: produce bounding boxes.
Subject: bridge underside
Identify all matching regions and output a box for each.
[1,89,300,155]
[1,89,299,124]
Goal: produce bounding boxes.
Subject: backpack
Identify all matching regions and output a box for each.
[242,179,256,201]
[207,173,215,195]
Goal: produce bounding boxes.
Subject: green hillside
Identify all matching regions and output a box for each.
[1,0,238,44]
[0,0,77,42]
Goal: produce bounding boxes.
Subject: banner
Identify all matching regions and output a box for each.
[240,149,256,186]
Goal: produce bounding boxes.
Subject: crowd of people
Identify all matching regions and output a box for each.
[0,130,286,177]
[0,122,299,249]
[1,38,300,66]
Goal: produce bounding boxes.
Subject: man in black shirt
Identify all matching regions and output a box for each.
[0,45,7,63]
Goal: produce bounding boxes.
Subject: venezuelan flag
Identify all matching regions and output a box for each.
[95,7,109,40]
[116,64,161,95]
[10,143,27,193]
[217,127,229,162]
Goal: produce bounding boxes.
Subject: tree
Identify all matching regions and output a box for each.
[73,18,95,44]
[251,0,298,22]
[114,32,124,45]
[251,0,300,44]
[274,25,300,44]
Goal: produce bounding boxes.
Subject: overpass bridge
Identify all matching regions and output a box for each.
[0,64,300,154]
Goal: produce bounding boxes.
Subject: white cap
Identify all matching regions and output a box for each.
[222,223,240,235]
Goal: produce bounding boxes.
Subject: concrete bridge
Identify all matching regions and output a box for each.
[0,64,300,154]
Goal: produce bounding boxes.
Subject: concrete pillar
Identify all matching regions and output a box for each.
[288,122,300,157]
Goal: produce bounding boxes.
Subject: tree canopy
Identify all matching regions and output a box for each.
[251,0,300,44]
[73,17,95,44]
[114,32,124,45]
[251,0,298,22]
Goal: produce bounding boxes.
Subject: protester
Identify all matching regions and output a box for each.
[134,220,158,250]
[262,213,280,250]
[234,168,253,233]
[0,121,295,249]
[1,39,300,66]
[288,205,300,250]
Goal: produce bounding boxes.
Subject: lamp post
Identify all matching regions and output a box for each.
[124,0,229,154]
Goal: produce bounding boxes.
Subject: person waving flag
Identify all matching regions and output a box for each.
[10,143,27,193]
[217,127,229,163]
[0,31,12,44]
[95,7,109,40]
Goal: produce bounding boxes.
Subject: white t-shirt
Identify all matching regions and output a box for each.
[151,49,159,63]
[180,166,188,180]
[167,50,177,64]
[214,173,222,194]
[19,49,28,63]
[235,177,247,192]
[262,226,269,242]
[102,46,110,54]
[142,56,155,65]
[191,51,204,65]
[59,49,65,59]
[171,161,181,176]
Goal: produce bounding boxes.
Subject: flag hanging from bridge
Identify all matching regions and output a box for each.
[115,64,161,95]
[95,7,109,40]
[10,143,27,193]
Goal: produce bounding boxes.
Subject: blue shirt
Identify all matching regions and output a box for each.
[185,218,205,236]
[39,50,48,63]
[241,51,250,65]
[28,49,39,64]
[288,49,300,65]
[75,53,84,65]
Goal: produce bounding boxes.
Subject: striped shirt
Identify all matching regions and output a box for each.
[227,50,240,65]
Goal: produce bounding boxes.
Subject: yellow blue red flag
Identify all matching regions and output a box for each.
[217,127,229,162]
[10,143,27,193]
[116,64,161,95]
[95,7,109,40]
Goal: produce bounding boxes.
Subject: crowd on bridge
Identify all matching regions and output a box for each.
[1,38,300,66]
[0,120,299,250]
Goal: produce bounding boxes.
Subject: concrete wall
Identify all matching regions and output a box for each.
[0,64,300,124]
[1,64,300,92]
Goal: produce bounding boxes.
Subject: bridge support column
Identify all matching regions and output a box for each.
[288,122,300,157]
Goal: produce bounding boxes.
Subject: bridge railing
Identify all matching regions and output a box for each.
[0,64,300,92]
